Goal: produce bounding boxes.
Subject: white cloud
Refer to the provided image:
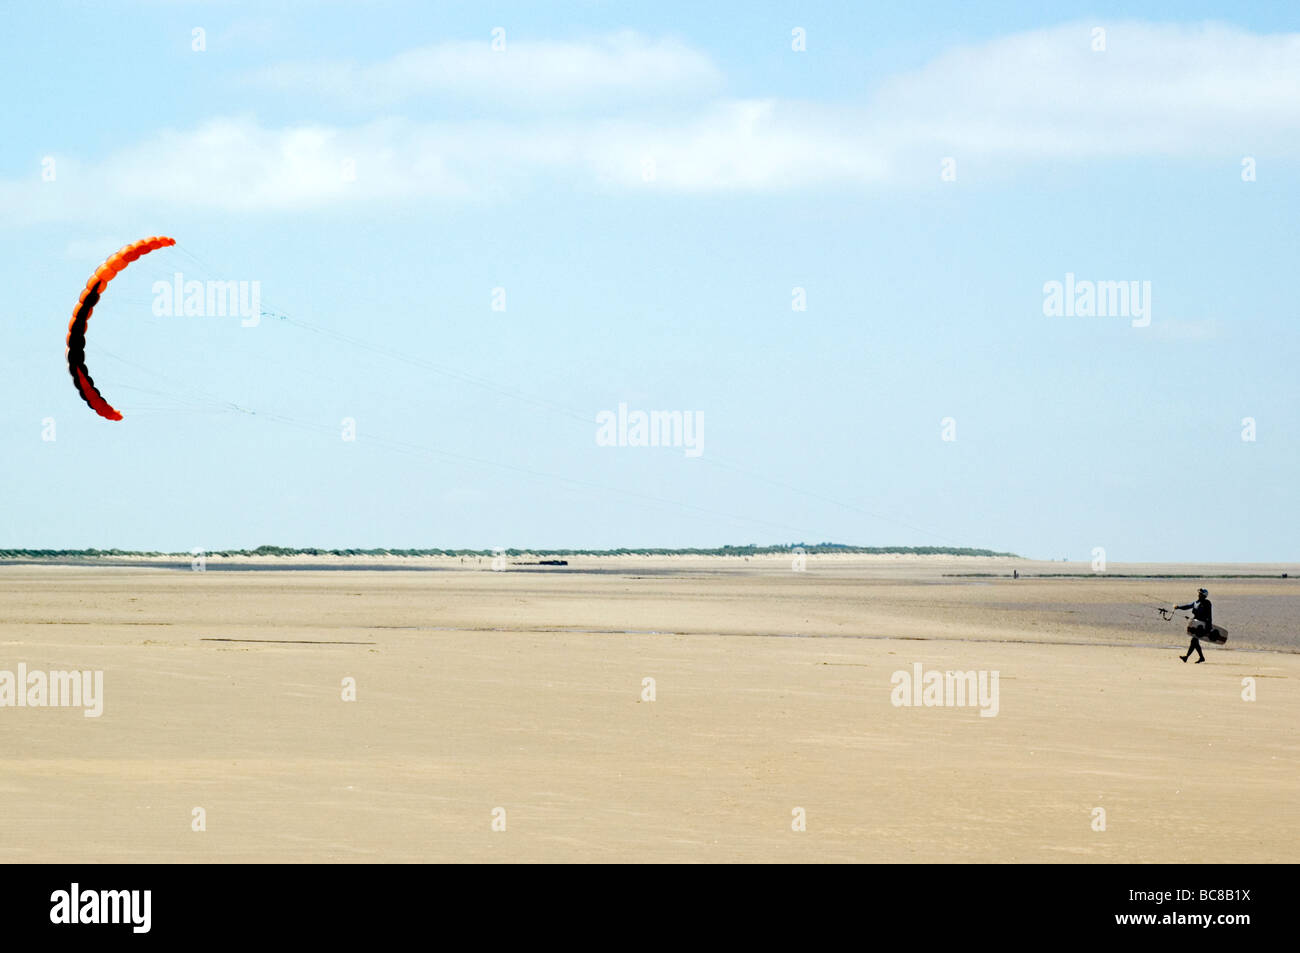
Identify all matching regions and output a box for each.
[243,31,724,109]
[870,21,1300,160]
[1147,317,1220,341]
[4,21,1299,222]
[572,100,890,191]
[2,104,888,223]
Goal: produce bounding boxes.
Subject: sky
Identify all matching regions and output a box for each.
[1,1,1297,561]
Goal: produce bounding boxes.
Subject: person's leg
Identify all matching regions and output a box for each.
[1192,636,1205,662]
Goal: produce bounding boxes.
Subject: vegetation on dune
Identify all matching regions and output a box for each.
[0,548,168,558]
[0,542,1018,559]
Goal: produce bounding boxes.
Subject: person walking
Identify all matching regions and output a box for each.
[1175,588,1213,663]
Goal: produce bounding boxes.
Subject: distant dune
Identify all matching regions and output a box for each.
[0,543,1017,561]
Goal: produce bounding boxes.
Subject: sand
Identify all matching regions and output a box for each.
[0,557,1295,863]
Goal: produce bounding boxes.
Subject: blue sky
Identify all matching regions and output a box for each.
[2,1,1297,560]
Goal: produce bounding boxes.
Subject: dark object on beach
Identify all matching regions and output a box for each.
[509,559,569,566]
[1192,622,1228,644]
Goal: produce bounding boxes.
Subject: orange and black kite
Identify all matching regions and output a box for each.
[66,236,175,421]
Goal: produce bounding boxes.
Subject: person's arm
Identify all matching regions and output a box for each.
[1174,602,1193,610]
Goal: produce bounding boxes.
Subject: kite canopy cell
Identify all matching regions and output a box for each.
[65,236,175,421]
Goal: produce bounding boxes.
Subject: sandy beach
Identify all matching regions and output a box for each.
[0,556,1295,863]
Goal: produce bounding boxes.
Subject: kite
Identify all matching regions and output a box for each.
[65,236,175,421]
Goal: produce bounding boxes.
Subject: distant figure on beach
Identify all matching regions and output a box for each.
[1013,570,1019,580]
[1175,588,1212,663]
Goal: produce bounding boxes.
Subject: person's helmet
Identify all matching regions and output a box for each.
[1198,588,1209,598]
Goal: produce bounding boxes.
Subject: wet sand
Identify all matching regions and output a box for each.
[0,558,1295,862]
